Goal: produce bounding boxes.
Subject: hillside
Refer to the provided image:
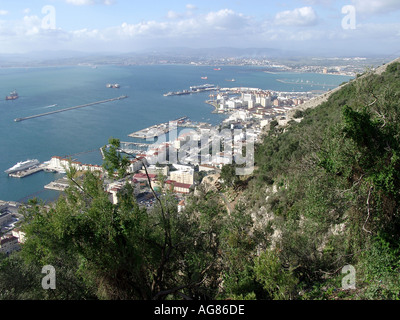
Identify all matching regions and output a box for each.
[236,57,400,299]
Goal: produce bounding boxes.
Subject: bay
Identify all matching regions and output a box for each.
[0,64,352,203]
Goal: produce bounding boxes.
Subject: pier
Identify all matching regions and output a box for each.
[8,166,44,178]
[14,95,128,122]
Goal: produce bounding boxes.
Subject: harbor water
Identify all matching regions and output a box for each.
[0,65,352,203]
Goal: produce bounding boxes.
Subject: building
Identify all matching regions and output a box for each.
[48,156,104,174]
[169,169,194,186]
[12,229,26,244]
[128,158,143,174]
[0,236,19,255]
[165,180,192,194]
[0,212,12,227]
[227,99,242,109]
[146,165,169,177]
[0,201,8,212]
[133,172,157,182]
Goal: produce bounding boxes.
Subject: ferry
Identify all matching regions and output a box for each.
[5,159,40,174]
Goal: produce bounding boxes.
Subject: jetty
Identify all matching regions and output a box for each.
[14,96,128,122]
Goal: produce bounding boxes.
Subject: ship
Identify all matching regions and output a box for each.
[5,90,18,100]
[106,83,120,88]
[5,159,40,174]
[189,84,216,91]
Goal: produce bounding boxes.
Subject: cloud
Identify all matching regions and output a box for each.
[0,5,398,56]
[186,4,197,11]
[65,0,95,5]
[351,0,400,14]
[0,10,9,16]
[302,0,332,5]
[275,6,318,26]
[65,0,115,5]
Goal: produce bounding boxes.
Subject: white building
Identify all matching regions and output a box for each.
[169,170,194,186]
[227,99,243,109]
[12,229,26,244]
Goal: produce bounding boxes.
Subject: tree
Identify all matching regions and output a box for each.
[220,164,239,188]
[17,157,228,300]
[102,137,130,179]
[254,249,298,300]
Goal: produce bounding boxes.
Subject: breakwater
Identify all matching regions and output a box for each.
[14,95,128,122]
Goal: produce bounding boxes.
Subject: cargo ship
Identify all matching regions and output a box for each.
[5,90,18,100]
[5,159,40,174]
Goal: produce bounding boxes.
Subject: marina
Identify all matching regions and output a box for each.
[14,95,128,122]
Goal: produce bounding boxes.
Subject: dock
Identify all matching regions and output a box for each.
[44,177,70,191]
[164,84,217,97]
[14,95,128,122]
[8,166,44,178]
[128,117,189,139]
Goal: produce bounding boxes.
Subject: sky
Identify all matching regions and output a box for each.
[0,0,400,57]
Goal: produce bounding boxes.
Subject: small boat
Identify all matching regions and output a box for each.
[214,68,221,71]
[201,76,208,80]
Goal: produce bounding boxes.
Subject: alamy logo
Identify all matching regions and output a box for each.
[342,265,356,290]
[42,265,56,290]
[41,5,56,30]
[342,5,356,30]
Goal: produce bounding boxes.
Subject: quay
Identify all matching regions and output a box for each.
[128,117,189,139]
[164,84,217,97]
[8,166,44,178]
[14,95,128,122]
[44,177,70,191]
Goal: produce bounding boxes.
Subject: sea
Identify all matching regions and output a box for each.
[0,64,352,203]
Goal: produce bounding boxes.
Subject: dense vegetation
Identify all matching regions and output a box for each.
[1,61,400,300]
